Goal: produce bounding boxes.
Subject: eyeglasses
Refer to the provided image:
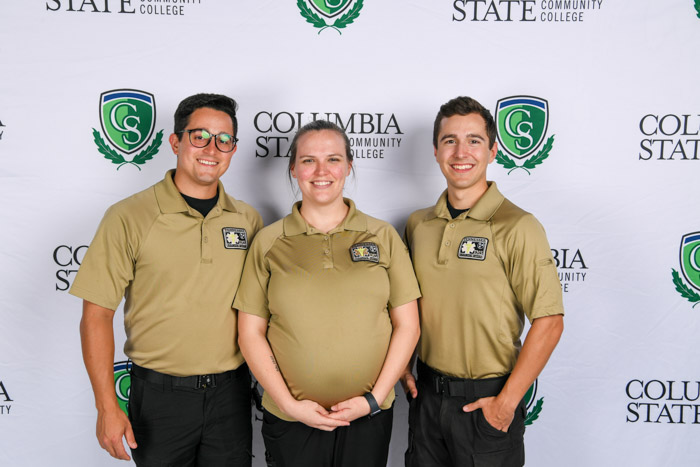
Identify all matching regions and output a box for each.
[179,129,238,152]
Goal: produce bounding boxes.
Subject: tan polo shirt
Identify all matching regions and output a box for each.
[70,170,262,376]
[234,199,420,421]
[405,182,563,380]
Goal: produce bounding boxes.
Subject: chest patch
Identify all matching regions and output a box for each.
[350,242,380,263]
[458,237,488,261]
[222,227,248,250]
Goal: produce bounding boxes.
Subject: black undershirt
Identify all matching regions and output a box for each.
[181,191,219,217]
[446,197,469,219]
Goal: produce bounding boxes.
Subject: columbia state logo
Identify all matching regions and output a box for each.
[114,361,132,415]
[671,232,700,308]
[495,96,555,175]
[223,228,249,250]
[297,0,364,34]
[458,237,488,261]
[92,89,163,171]
[350,242,379,263]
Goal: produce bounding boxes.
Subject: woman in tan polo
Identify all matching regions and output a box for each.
[235,119,420,467]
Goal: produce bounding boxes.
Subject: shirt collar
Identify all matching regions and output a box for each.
[154,169,237,215]
[432,182,505,221]
[283,198,367,236]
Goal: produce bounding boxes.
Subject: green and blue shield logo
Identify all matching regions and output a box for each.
[92,89,163,170]
[495,96,555,175]
[100,90,155,154]
[113,361,132,415]
[297,0,364,34]
[671,232,700,308]
[309,0,353,18]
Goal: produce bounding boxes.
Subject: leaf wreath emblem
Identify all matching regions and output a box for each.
[695,0,700,19]
[671,269,700,308]
[92,129,163,171]
[333,0,364,30]
[496,135,555,175]
[297,0,326,29]
[524,397,544,426]
[297,0,363,34]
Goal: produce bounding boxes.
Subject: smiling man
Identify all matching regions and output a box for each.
[70,93,262,466]
[401,96,564,467]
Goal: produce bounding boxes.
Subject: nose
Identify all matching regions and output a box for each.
[456,141,470,158]
[315,161,329,175]
[202,138,219,156]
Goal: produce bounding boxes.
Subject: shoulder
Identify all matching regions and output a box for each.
[492,197,546,236]
[248,218,285,254]
[102,184,160,228]
[223,194,263,229]
[405,205,436,233]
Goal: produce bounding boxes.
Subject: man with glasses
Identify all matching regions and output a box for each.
[71,93,262,466]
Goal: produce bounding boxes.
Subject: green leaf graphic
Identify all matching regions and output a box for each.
[132,130,163,165]
[525,397,544,426]
[93,128,125,165]
[523,135,555,170]
[297,0,326,28]
[496,150,517,169]
[695,0,700,18]
[672,269,700,307]
[333,0,364,29]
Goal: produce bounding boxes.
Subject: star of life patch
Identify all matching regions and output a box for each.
[458,237,488,261]
[350,242,379,263]
[222,227,248,250]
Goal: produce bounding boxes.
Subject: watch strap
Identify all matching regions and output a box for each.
[363,392,381,417]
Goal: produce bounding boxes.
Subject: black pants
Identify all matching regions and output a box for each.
[405,361,525,467]
[128,364,252,467]
[262,406,393,467]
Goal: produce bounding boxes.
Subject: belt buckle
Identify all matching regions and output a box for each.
[434,375,446,395]
[196,374,216,389]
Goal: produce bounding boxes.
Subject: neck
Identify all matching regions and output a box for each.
[447,181,489,210]
[299,198,349,234]
[173,175,218,199]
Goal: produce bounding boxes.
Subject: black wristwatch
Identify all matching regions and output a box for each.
[363,392,381,417]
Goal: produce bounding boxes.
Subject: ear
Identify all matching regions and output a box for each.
[434,145,438,161]
[488,141,497,164]
[290,163,297,179]
[346,161,353,176]
[169,133,180,156]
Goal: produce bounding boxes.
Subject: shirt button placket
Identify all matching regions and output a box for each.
[323,235,333,269]
[438,221,456,265]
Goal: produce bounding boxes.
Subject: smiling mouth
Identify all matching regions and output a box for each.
[198,159,218,166]
[451,163,474,171]
[312,181,332,187]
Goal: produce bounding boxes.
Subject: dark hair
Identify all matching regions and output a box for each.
[173,93,239,140]
[287,119,353,182]
[432,96,497,149]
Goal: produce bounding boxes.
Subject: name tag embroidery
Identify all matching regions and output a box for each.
[350,242,380,263]
[222,227,248,250]
[458,237,488,261]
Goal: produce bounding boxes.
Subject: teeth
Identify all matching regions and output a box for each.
[198,159,217,166]
[313,181,331,186]
[453,164,473,170]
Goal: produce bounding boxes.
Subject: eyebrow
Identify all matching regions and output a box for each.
[439,133,485,142]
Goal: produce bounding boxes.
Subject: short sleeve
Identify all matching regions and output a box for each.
[505,215,564,322]
[385,226,421,309]
[232,233,272,320]
[69,206,136,310]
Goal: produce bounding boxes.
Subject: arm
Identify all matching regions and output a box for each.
[330,300,420,422]
[463,314,564,431]
[237,312,349,431]
[399,349,419,400]
[79,300,137,460]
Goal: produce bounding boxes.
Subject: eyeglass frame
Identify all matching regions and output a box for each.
[177,128,239,153]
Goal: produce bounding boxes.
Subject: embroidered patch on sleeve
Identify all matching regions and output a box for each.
[222,227,248,250]
[458,237,488,260]
[350,242,380,263]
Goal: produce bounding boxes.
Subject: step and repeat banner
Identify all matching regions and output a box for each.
[1,1,699,466]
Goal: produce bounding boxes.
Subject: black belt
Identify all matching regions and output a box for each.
[417,360,508,400]
[130,363,247,390]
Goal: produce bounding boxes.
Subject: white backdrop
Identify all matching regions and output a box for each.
[1,1,700,466]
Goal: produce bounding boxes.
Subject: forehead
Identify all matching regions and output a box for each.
[186,107,234,133]
[296,129,347,155]
[438,113,488,137]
